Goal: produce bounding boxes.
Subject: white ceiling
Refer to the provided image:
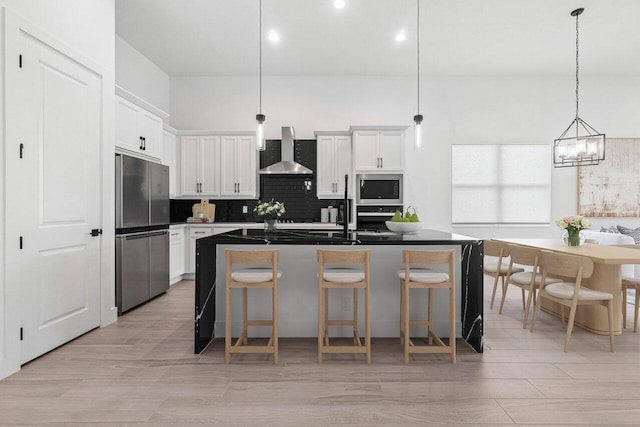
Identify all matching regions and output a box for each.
[115,0,640,77]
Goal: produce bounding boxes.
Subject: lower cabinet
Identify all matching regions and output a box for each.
[169,227,185,284]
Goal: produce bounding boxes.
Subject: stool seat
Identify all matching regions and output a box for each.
[322,268,365,283]
[397,269,449,283]
[232,268,283,283]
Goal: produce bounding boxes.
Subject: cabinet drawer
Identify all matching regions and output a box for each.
[169,229,184,243]
[189,228,213,239]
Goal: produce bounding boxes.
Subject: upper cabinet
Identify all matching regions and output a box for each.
[180,135,220,197]
[220,135,257,197]
[316,133,352,199]
[352,127,406,172]
[115,95,163,161]
[179,132,257,199]
[162,127,178,197]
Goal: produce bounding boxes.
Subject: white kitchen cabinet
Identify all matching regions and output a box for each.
[115,95,163,161]
[220,135,256,197]
[169,227,185,284]
[162,128,178,197]
[316,134,352,199]
[180,136,220,197]
[353,128,405,172]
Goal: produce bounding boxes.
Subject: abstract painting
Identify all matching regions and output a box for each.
[579,138,640,217]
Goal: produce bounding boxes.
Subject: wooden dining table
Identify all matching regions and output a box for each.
[493,238,640,335]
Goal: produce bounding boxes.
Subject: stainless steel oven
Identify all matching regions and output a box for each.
[356,174,403,205]
[356,205,403,231]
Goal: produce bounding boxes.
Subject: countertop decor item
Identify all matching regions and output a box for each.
[254,199,285,232]
[553,8,605,168]
[556,215,592,246]
[385,221,424,234]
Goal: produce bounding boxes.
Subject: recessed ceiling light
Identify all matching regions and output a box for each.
[333,0,345,9]
[267,30,280,43]
[395,31,407,42]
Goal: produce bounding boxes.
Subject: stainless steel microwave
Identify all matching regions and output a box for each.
[356,174,403,205]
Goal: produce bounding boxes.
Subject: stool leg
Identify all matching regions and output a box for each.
[225,285,232,364]
[404,283,410,364]
[365,284,371,364]
[324,288,329,347]
[318,283,323,364]
[399,279,405,345]
[427,288,434,345]
[450,284,456,364]
[634,289,639,333]
[353,288,359,345]
[272,283,278,364]
[622,284,627,329]
[242,288,248,345]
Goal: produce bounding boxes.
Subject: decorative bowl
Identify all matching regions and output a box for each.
[385,221,424,234]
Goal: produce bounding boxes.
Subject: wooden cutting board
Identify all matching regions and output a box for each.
[192,199,215,220]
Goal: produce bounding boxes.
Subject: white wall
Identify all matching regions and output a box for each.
[0,0,115,379]
[115,35,170,113]
[170,74,640,238]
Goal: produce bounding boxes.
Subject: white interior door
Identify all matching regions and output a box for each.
[13,29,102,364]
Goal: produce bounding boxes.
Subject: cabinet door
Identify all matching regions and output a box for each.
[115,96,141,153]
[334,136,352,196]
[235,136,256,197]
[169,229,184,283]
[200,136,220,196]
[316,136,336,198]
[219,136,238,196]
[353,131,380,171]
[162,130,178,197]
[378,130,404,171]
[180,136,200,196]
[138,110,163,160]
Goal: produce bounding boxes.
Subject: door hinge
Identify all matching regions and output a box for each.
[19,143,24,159]
[19,236,23,249]
[20,328,23,341]
[19,54,22,68]
[90,228,103,237]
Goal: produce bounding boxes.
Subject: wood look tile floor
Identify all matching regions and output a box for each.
[1,278,640,425]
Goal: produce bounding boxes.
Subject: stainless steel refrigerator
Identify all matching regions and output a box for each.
[115,154,170,314]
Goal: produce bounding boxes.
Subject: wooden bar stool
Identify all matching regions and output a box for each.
[399,249,456,364]
[225,249,281,364]
[317,249,371,364]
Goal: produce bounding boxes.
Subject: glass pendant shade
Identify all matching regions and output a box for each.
[414,114,423,151]
[256,113,266,151]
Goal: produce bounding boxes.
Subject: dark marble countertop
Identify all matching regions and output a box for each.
[199,228,481,245]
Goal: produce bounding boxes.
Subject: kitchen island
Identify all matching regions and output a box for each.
[194,228,484,354]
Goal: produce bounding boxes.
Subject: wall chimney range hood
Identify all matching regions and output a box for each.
[259,126,313,175]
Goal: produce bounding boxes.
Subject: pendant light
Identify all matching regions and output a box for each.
[413,0,423,151]
[553,8,605,168]
[256,0,266,151]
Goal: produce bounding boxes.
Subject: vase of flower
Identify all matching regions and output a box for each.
[556,215,591,247]
[264,219,277,232]
[562,229,585,247]
[254,199,285,233]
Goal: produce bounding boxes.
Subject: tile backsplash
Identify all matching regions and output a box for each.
[170,139,349,223]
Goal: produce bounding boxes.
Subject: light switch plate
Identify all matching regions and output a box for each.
[242,205,248,214]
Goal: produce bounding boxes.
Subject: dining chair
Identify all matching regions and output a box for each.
[530,250,615,352]
[484,240,524,310]
[500,244,561,328]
